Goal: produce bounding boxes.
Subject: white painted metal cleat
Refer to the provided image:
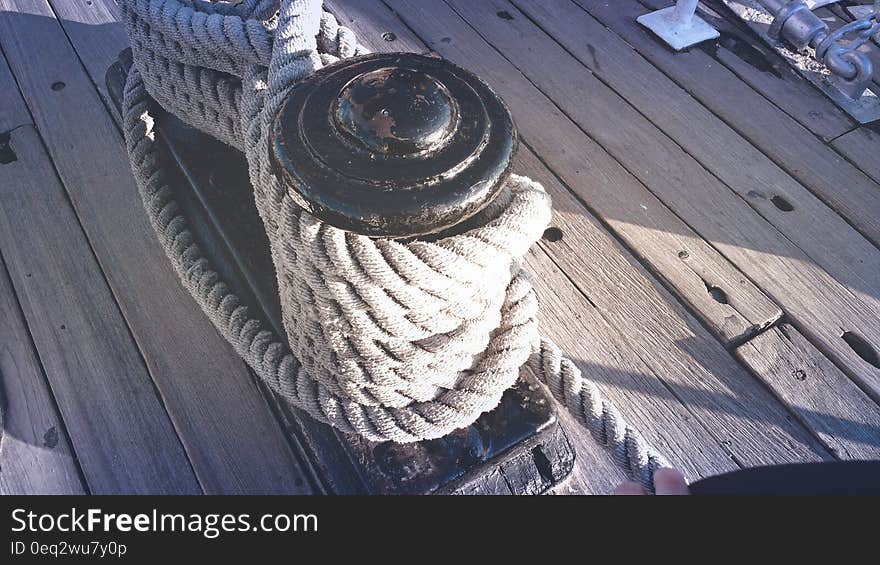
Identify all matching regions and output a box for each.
[637,0,720,51]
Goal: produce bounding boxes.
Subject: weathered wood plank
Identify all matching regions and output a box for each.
[450,466,514,495]
[338,0,782,349]
[736,323,880,461]
[496,0,880,275]
[0,0,314,494]
[521,164,829,469]
[0,125,199,494]
[545,420,625,494]
[0,49,84,496]
[831,125,880,186]
[0,51,30,131]
[697,0,856,141]
[525,247,742,480]
[0,253,85,495]
[414,0,880,401]
[42,0,128,107]
[333,0,833,472]
[447,422,577,495]
[591,0,880,247]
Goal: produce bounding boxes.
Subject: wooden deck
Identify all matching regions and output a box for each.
[1,0,879,494]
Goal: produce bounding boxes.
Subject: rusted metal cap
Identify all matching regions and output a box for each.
[271,53,517,237]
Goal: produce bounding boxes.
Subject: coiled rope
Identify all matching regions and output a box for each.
[119,0,668,489]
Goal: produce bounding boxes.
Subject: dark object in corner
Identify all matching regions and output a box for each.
[690,461,880,495]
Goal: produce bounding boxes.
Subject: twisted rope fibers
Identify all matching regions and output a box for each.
[119,0,669,490]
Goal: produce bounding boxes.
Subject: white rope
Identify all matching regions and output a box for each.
[118,0,668,489]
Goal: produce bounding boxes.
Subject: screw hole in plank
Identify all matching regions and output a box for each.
[542,227,563,242]
[704,281,728,304]
[771,195,794,212]
[842,331,880,369]
[51,81,66,91]
[382,32,396,42]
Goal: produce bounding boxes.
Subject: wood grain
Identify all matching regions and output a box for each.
[525,248,742,480]
[608,0,880,247]
[0,124,199,494]
[0,50,30,131]
[0,252,85,495]
[333,0,834,474]
[0,42,85,496]
[468,0,880,295]
[522,172,829,468]
[42,0,128,107]
[736,324,880,461]
[0,0,314,494]
[402,0,880,401]
[831,125,880,186]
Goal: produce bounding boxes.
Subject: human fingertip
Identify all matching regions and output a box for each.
[653,468,690,495]
[613,481,648,495]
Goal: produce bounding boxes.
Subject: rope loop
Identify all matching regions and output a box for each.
[118,0,669,491]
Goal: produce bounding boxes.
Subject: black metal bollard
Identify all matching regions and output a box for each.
[106,50,573,494]
[270,53,517,238]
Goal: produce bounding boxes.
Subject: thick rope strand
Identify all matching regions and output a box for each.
[123,65,540,443]
[118,0,669,491]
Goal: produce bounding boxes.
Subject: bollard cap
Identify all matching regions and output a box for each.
[271,53,516,237]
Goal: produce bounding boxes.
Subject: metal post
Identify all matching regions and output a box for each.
[637,0,720,51]
[671,0,697,26]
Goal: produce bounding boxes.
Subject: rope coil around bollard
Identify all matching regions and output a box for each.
[118,0,669,490]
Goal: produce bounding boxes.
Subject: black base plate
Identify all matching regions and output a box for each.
[106,53,574,494]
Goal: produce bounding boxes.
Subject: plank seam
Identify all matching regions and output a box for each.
[447,0,880,384]
[0,248,90,493]
[0,30,205,491]
[525,136,782,348]
[499,0,880,416]
[519,0,880,252]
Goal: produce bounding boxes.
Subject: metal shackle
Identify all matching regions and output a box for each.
[270,53,517,238]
